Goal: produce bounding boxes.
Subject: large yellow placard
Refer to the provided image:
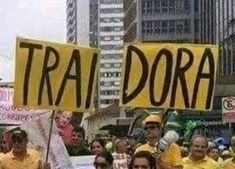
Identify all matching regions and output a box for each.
[120,43,218,111]
[14,37,100,112]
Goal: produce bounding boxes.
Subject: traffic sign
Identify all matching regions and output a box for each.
[222,97,235,122]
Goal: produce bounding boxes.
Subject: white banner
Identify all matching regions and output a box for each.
[71,156,95,169]
[21,113,74,169]
[112,152,128,169]
[0,87,48,124]
[222,97,235,122]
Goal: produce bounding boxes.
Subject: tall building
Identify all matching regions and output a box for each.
[124,0,216,44]
[89,0,99,48]
[67,0,90,45]
[217,0,235,80]
[98,0,124,108]
[67,0,124,109]
[66,0,77,44]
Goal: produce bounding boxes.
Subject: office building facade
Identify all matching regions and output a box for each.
[217,0,235,79]
[66,0,78,44]
[124,0,216,44]
[98,0,124,108]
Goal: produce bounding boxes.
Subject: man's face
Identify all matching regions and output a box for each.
[207,148,219,161]
[70,131,84,147]
[11,136,28,153]
[231,136,235,151]
[191,137,207,160]
[144,123,161,140]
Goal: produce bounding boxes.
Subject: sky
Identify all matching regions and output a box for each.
[0,0,66,82]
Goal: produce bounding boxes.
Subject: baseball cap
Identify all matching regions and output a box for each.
[143,114,162,126]
[221,150,232,157]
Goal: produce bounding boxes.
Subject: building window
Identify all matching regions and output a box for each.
[113,72,121,77]
[114,81,120,86]
[113,55,121,59]
[114,63,121,68]
[113,90,119,95]
[101,0,121,4]
[113,18,121,22]
[103,18,110,23]
[194,0,199,13]
[161,21,168,33]
[105,82,111,86]
[104,37,111,41]
[169,0,175,13]
[142,1,147,14]
[146,21,153,34]
[184,20,190,33]
[114,27,122,31]
[194,19,199,33]
[169,20,175,33]
[142,21,146,34]
[146,1,153,14]
[184,0,190,11]
[104,64,111,68]
[154,21,160,34]
[223,50,227,75]
[162,1,168,13]
[175,0,183,13]
[153,1,160,13]
[101,99,110,104]
[176,20,183,34]
[228,49,231,74]
[102,27,113,32]
[114,37,121,41]
[233,54,235,73]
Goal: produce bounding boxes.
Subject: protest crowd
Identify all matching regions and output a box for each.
[0,38,232,169]
[0,112,234,169]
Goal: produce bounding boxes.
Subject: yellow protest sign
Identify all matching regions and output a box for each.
[14,37,100,112]
[120,43,219,111]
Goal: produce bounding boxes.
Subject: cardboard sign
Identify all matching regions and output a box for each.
[14,37,100,112]
[222,97,235,122]
[112,152,128,169]
[21,113,74,169]
[71,156,95,169]
[120,43,218,111]
[0,87,48,124]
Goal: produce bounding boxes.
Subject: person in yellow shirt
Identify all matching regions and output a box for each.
[223,135,235,169]
[207,144,223,167]
[135,113,182,169]
[0,129,50,169]
[182,135,221,169]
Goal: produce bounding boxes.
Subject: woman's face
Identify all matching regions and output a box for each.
[58,111,72,128]
[94,156,111,169]
[91,141,103,156]
[132,157,151,169]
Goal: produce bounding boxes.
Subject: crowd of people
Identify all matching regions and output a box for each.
[0,113,234,169]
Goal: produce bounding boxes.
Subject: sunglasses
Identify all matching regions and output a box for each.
[94,162,108,168]
[144,125,159,130]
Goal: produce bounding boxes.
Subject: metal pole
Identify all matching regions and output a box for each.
[231,0,234,73]
[226,0,230,74]
[45,110,56,162]
[222,0,225,75]
[229,122,232,138]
